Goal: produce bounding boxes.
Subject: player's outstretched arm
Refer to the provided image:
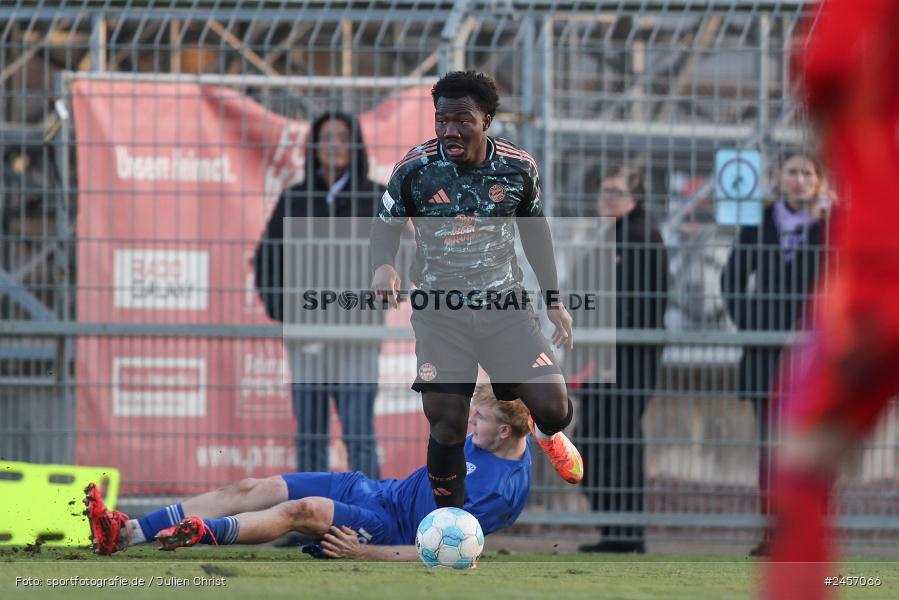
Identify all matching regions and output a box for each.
[516,214,559,300]
[517,215,574,348]
[545,304,574,349]
[371,264,401,308]
[320,525,419,561]
[370,219,403,307]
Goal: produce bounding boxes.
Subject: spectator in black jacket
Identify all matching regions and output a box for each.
[254,112,384,478]
[720,149,831,556]
[570,166,668,553]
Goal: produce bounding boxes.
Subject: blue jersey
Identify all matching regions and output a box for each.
[374,435,531,544]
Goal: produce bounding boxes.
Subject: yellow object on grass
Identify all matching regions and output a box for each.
[0,461,120,546]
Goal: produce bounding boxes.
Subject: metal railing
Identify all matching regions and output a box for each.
[4,0,896,549]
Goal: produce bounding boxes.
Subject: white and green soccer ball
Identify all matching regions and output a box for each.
[415,507,484,569]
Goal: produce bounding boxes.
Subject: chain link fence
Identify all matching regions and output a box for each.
[2,0,897,552]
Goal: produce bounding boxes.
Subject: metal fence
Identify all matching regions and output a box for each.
[3,0,898,550]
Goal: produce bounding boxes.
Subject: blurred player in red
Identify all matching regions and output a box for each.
[763,1,899,598]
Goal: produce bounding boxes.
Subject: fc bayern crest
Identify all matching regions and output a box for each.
[488,184,506,203]
[418,362,437,381]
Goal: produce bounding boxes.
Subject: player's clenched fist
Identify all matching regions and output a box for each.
[372,264,400,308]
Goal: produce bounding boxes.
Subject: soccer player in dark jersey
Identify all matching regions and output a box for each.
[81,387,530,560]
[370,71,583,509]
[761,1,899,598]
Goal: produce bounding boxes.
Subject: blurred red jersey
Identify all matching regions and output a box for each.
[765,9,899,599]
[796,0,899,254]
[779,0,899,437]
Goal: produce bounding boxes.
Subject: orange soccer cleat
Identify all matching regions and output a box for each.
[83,482,130,555]
[528,415,584,484]
[156,516,215,551]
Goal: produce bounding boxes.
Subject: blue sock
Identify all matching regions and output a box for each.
[137,504,184,542]
[200,516,240,545]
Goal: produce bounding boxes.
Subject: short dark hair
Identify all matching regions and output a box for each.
[306,111,370,182]
[431,71,500,117]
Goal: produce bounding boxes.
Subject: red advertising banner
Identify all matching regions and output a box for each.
[72,79,430,495]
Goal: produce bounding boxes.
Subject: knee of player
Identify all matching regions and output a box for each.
[283,499,329,532]
[430,420,469,444]
[536,395,570,424]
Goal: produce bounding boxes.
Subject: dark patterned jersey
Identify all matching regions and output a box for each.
[377,137,542,294]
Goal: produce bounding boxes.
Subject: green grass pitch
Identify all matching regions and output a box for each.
[1,546,897,599]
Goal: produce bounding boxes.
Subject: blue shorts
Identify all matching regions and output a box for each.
[281,471,401,545]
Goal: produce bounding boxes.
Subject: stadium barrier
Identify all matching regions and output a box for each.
[2,0,897,552]
[0,461,120,546]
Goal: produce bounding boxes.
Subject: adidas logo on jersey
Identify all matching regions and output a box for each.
[428,188,451,204]
[531,352,554,368]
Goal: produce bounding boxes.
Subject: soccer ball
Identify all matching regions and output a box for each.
[415,507,484,569]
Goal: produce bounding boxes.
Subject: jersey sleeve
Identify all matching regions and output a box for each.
[498,467,530,527]
[471,467,530,536]
[515,156,543,217]
[471,492,518,536]
[378,142,437,226]
[376,173,409,227]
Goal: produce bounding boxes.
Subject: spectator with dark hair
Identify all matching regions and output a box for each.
[569,165,668,554]
[255,112,384,479]
[720,149,831,556]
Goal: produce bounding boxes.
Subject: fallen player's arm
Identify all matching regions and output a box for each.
[320,525,419,561]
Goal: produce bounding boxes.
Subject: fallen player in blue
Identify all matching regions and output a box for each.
[84,386,531,560]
